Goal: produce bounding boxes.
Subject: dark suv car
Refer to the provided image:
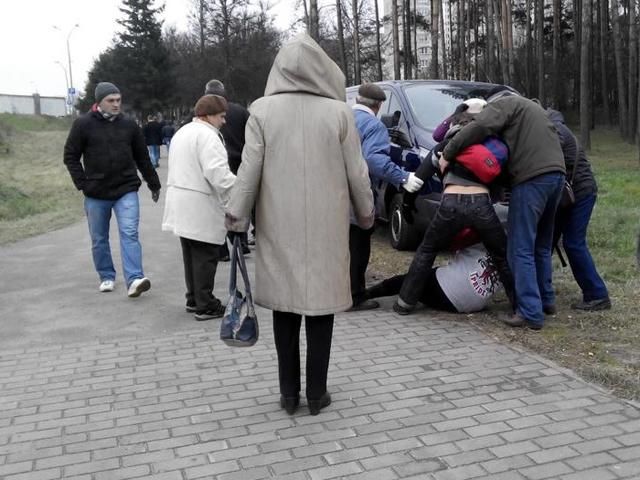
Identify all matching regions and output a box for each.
[346,80,508,250]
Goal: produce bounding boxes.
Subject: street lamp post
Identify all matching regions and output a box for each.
[53,24,80,116]
[54,61,70,115]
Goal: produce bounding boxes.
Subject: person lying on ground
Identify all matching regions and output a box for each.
[394,99,515,316]
[364,212,508,313]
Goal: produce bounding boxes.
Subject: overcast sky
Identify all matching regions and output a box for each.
[1,0,300,98]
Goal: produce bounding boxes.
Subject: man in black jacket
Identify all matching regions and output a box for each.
[143,115,163,168]
[547,108,610,311]
[204,79,251,257]
[63,82,161,298]
[204,79,249,175]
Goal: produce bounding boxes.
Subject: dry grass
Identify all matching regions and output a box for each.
[369,128,640,401]
[0,116,83,244]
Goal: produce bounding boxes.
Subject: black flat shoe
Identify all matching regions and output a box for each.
[280,395,300,415]
[307,392,331,416]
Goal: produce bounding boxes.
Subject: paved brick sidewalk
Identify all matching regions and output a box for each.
[2,165,639,479]
[2,307,640,480]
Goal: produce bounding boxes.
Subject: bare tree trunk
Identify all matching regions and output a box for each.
[637,47,640,160]
[474,0,479,79]
[627,0,638,142]
[413,0,419,77]
[525,0,533,95]
[580,0,592,149]
[198,0,206,57]
[440,0,447,78]
[309,0,319,40]
[552,0,561,107]
[575,0,582,109]
[611,0,629,138]
[536,0,545,102]
[458,0,465,79]
[505,0,515,83]
[430,0,440,78]
[494,0,508,83]
[374,0,383,81]
[336,0,349,82]
[487,0,495,82]
[392,0,402,79]
[467,0,473,78]
[599,0,612,124]
[448,0,454,78]
[352,0,361,84]
[404,0,413,78]
[302,0,309,32]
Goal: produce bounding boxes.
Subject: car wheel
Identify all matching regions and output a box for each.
[389,194,421,251]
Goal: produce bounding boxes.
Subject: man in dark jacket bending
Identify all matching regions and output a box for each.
[442,87,566,330]
[63,82,161,298]
[205,79,251,257]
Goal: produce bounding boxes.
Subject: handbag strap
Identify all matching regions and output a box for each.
[233,236,256,314]
[228,237,238,297]
[567,133,580,186]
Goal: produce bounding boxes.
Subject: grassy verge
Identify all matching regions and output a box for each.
[0,114,83,244]
[369,127,640,401]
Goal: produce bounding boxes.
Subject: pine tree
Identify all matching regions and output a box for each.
[116,0,175,115]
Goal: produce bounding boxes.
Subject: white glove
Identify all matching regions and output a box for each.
[402,172,424,193]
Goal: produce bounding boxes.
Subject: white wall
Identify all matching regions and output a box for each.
[0,94,35,114]
[40,97,67,117]
[0,94,67,116]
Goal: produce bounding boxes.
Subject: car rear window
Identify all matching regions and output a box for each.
[403,83,492,131]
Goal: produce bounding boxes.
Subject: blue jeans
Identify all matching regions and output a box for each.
[147,145,160,168]
[507,172,564,326]
[84,191,144,287]
[558,193,608,301]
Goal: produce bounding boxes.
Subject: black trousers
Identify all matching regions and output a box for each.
[179,237,222,311]
[349,224,375,301]
[366,270,457,312]
[399,193,514,308]
[272,311,334,400]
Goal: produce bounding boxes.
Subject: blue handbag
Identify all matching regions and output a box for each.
[220,236,259,347]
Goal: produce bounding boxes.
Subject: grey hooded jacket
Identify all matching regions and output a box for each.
[226,34,374,315]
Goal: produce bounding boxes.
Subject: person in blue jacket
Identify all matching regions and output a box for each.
[349,83,423,311]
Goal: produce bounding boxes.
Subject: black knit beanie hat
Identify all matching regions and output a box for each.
[95,82,120,104]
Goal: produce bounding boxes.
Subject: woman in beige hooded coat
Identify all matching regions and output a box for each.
[226,34,374,416]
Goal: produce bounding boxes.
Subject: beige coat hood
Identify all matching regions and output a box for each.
[226,34,374,315]
[264,33,346,102]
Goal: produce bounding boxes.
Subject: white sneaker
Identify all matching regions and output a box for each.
[99,280,115,292]
[127,277,151,298]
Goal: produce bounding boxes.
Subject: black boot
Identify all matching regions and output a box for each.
[307,392,331,416]
[280,395,300,415]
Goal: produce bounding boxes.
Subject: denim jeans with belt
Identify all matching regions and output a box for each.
[84,191,144,287]
[399,193,514,308]
[507,172,565,326]
[557,193,609,302]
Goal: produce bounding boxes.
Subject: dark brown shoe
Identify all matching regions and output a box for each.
[279,395,300,415]
[501,312,542,331]
[307,392,331,416]
[571,297,611,311]
[347,299,379,312]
